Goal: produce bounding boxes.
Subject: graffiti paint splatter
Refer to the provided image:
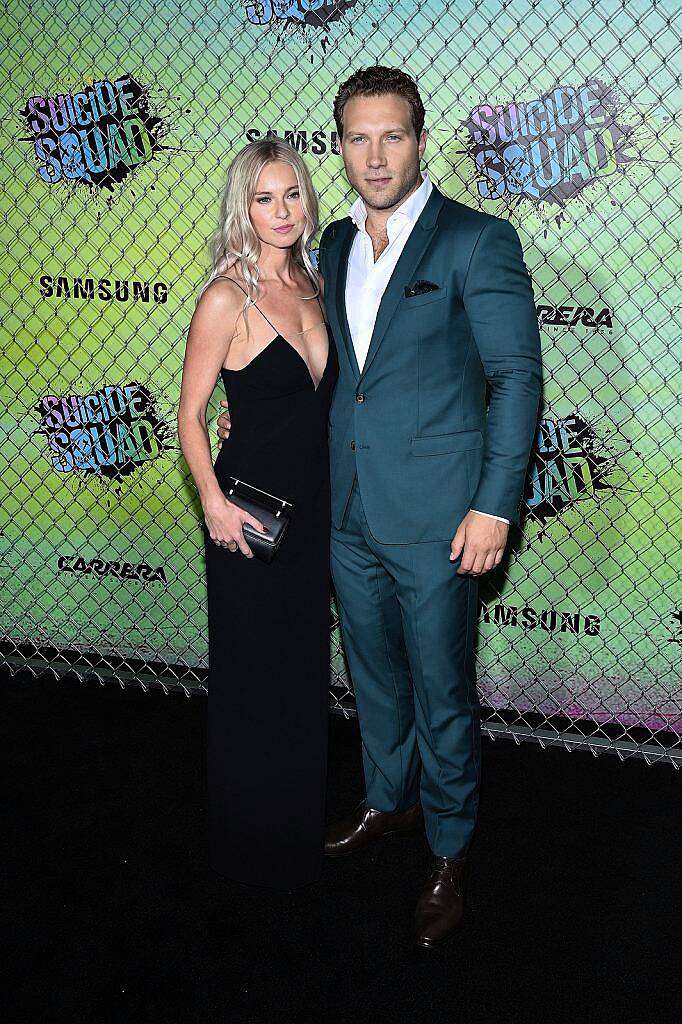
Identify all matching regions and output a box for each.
[463,80,639,210]
[524,414,615,524]
[21,77,172,192]
[36,383,174,482]
[245,1,360,27]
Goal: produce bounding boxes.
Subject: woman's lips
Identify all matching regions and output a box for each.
[273,224,294,233]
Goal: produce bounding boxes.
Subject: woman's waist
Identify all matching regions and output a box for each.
[214,445,328,501]
[215,428,328,462]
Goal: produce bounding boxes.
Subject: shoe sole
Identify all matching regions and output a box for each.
[415,929,459,949]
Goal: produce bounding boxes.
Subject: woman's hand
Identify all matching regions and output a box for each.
[216,400,231,449]
[203,495,267,557]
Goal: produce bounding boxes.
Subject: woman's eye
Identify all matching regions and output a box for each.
[287,192,300,199]
[257,197,270,204]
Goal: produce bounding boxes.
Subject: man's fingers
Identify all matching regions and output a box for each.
[216,398,231,439]
[449,530,466,562]
[456,548,493,573]
[457,546,486,575]
[484,550,501,573]
[472,551,487,575]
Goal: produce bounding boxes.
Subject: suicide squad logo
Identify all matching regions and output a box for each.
[37,384,173,479]
[524,415,615,523]
[466,80,637,206]
[22,77,171,191]
[245,0,360,26]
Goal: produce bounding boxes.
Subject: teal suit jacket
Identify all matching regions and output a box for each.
[319,184,543,543]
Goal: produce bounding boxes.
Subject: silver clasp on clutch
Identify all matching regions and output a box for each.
[228,477,293,515]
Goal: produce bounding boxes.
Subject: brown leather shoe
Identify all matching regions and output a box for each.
[414,855,466,948]
[324,798,423,857]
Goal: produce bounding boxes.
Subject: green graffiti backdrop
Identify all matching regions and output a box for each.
[1,0,679,754]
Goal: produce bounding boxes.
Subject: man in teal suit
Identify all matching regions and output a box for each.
[319,67,542,947]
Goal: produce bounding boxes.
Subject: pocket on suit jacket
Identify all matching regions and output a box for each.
[410,428,483,456]
[400,285,448,309]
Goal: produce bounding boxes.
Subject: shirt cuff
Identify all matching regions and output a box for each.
[470,509,510,524]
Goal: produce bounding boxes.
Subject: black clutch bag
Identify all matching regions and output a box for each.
[204,477,293,563]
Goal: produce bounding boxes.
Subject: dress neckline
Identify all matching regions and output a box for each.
[222,323,332,393]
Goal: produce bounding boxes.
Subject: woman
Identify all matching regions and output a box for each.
[177,139,338,889]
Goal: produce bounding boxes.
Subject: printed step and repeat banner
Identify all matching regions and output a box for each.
[1,1,679,760]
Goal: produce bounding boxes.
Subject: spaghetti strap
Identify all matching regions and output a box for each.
[304,270,324,318]
[213,275,278,333]
[213,274,325,331]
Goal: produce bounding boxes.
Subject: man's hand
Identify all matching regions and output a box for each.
[450,511,508,575]
[216,399,231,448]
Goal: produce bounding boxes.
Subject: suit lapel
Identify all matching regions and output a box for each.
[333,219,361,380]
[359,186,445,382]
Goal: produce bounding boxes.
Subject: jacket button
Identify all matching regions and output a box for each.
[350,440,356,451]
[356,393,365,403]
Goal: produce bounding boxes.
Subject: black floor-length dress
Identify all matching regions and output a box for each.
[203,285,338,889]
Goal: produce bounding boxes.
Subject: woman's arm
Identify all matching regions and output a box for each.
[177,280,265,556]
[178,280,240,503]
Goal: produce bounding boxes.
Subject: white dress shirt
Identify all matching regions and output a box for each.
[345,172,509,525]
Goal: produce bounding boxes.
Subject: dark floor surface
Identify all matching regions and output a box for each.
[4,668,679,1024]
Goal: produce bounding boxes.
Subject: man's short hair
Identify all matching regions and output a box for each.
[333,66,425,142]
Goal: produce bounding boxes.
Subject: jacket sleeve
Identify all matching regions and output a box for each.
[317,223,333,282]
[463,217,543,525]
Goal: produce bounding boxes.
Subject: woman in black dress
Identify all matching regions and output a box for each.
[177,139,338,889]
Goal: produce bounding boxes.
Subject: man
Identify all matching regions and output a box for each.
[218,66,542,947]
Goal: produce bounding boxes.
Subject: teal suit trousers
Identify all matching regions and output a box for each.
[331,479,481,858]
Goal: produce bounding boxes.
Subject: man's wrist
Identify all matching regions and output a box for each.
[470,508,509,525]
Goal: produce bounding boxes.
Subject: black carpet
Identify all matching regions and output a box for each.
[4,669,678,1024]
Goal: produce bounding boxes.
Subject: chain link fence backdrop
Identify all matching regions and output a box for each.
[1,1,680,764]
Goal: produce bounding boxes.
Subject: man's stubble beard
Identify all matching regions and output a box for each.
[347,161,422,215]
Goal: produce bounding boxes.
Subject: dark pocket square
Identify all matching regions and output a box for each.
[404,279,440,298]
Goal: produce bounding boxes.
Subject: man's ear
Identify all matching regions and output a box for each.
[418,128,427,159]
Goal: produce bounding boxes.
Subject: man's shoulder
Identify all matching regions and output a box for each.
[438,192,513,238]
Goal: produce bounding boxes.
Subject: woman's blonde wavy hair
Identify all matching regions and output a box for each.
[196,138,320,327]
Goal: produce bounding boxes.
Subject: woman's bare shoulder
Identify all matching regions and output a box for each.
[198,274,247,317]
[190,278,249,350]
